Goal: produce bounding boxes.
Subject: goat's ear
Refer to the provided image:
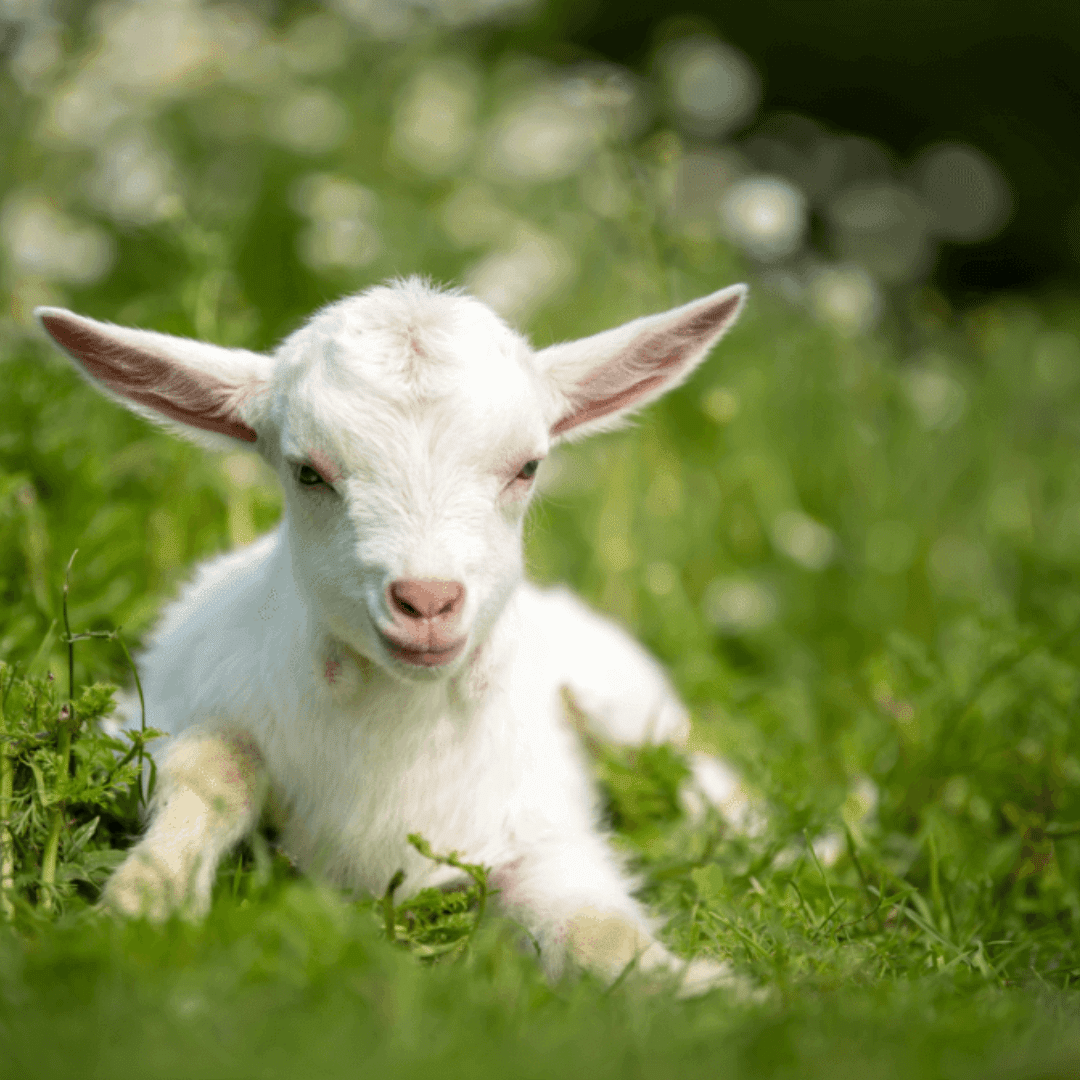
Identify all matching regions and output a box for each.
[35,307,272,450]
[537,283,747,440]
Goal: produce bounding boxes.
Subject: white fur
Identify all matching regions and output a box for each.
[37,278,748,994]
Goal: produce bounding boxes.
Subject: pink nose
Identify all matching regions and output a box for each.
[388,579,465,623]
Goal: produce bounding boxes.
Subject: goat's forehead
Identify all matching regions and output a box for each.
[277,284,533,392]
[271,287,549,465]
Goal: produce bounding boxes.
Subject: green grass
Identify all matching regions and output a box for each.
[2,15,1080,1078]
[3,275,1079,1078]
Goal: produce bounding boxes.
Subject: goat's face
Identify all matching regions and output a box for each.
[35,276,746,683]
[266,287,550,679]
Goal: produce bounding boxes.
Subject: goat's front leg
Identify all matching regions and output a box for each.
[494,835,735,998]
[102,727,265,920]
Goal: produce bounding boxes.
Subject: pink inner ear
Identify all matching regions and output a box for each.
[42,314,258,443]
[551,374,668,436]
[551,290,742,436]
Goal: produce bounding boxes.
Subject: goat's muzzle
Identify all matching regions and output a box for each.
[381,579,467,667]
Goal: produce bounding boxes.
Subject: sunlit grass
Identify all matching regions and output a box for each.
[3,273,1079,1075]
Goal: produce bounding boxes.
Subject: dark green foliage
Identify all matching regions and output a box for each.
[0,663,159,916]
[595,743,691,839]
[377,836,492,962]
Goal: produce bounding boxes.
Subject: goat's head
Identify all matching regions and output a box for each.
[36,277,746,682]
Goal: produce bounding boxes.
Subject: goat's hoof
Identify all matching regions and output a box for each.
[566,908,654,983]
[564,908,750,998]
[100,847,205,922]
[670,956,739,999]
[673,956,773,1002]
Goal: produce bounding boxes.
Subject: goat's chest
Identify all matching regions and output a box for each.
[256,678,593,895]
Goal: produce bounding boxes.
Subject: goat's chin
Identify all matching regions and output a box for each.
[385,653,468,683]
[334,637,463,684]
[375,633,471,683]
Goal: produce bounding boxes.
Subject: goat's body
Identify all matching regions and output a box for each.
[134,524,687,903]
[38,277,750,992]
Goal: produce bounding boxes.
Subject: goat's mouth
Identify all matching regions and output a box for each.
[379,632,467,668]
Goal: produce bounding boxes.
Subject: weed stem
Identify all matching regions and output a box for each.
[41,551,79,911]
[0,664,16,918]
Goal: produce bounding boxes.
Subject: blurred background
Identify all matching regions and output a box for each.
[2,0,1077,342]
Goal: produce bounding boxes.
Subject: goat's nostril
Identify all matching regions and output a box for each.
[389,579,466,622]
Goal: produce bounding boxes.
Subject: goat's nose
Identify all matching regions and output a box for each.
[388,579,465,622]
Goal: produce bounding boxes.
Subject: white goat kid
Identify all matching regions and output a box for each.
[37,278,747,994]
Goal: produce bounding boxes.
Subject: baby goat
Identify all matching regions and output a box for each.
[37,278,747,994]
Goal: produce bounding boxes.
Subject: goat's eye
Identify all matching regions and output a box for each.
[517,460,540,481]
[297,464,325,487]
